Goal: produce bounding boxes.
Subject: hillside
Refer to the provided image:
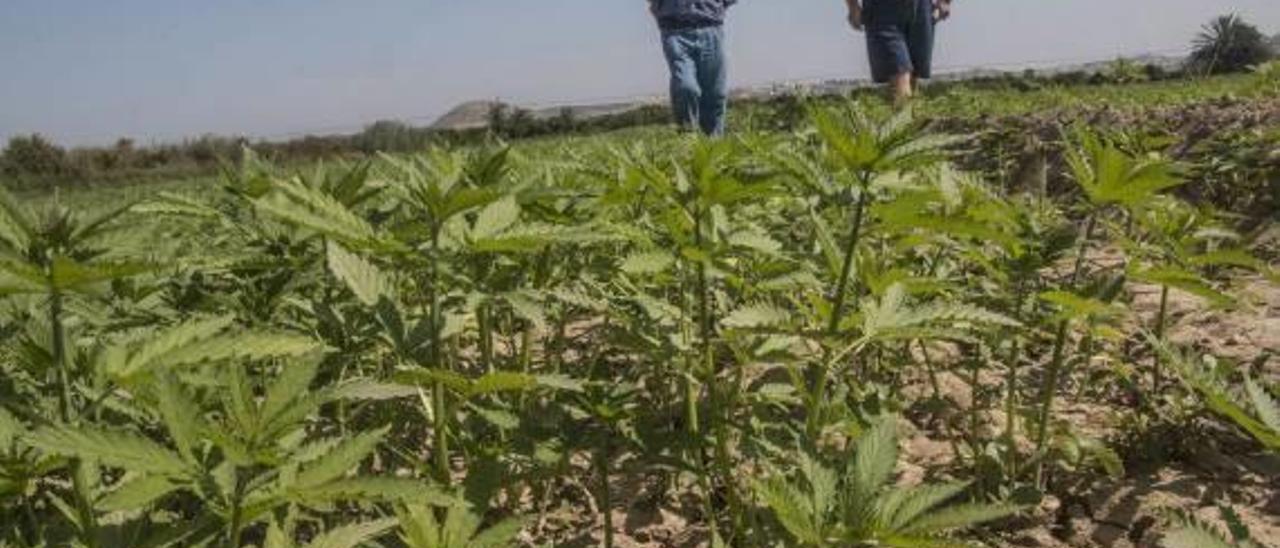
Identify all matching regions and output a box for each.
[431,99,657,131]
[429,100,504,130]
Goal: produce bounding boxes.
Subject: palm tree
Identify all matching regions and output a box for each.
[1188,14,1274,75]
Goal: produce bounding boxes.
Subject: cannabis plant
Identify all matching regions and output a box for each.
[756,416,1021,547]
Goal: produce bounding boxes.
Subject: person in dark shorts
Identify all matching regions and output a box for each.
[846,0,952,103]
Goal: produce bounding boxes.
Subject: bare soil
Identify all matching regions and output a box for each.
[516,273,1279,547]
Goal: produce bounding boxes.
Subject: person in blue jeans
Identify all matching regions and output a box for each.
[649,0,736,136]
[847,0,952,103]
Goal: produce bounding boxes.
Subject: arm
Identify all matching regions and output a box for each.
[846,0,863,31]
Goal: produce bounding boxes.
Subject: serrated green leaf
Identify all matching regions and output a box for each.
[156,332,322,374]
[332,379,421,401]
[114,315,235,377]
[722,303,790,330]
[306,518,396,548]
[27,425,188,477]
[327,242,392,306]
[469,372,537,398]
[1245,377,1280,433]
[295,426,389,488]
[50,257,156,291]
[470,405,520,431]
[295,477,456,506]
[620,251,675,275]
[900,502,1022,534]
[0,407,21,448]
[1131,267,1233,307]
[503,291,547,331]
[0,260,45,295]
[0,187,34,253]
[98,475,183,512]
[472,195,521,239]
[852,417,898,500]
[468,516,526,548]
[755,477,824,545]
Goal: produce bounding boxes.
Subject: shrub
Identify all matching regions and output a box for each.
[1188,14,1274,75]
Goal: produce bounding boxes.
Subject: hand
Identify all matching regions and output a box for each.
[933,0,951,22]
[847,8,863,31]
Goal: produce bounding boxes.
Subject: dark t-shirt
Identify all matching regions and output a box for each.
[651,0,737,30]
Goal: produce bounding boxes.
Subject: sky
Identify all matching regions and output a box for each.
[1,1,1277,147]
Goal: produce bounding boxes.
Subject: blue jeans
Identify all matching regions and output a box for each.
[661,26,727,136]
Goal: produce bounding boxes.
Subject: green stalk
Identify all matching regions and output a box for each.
[827,180,870,334]
[50,288,98,546]
[226,470,247,548]
[808,177,870,440]
[966,347,982,455]
[918,341,964,463]
[1003,283,1027,487]
[429,227,450,486]
[50,290,72,423]
[478,304,494,374]
[693,206,733,536]
[678,262,702,458]
[1033,214,1096,485]
[1152,284,1170,395]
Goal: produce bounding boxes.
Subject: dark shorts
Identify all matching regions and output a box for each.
[863,0,935,83]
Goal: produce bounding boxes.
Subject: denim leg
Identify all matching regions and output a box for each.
[662,31,701,131]
[695,27,727,137]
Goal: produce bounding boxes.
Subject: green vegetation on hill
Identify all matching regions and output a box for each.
[3,68,1272,196]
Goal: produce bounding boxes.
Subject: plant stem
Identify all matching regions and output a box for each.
[1033,214,1096,486]
[478,304,494,374]
[827,182,870,334]
[227,469,247,548]
[693,205,739,538]
[50,289,99,546]
[50,290,72,423]
[1003,283,1027,487]
[1153,285,1170,395]
[808,178,870,440]
[917,340,965,464]
[967,346,982,455]
[429,228,450,486]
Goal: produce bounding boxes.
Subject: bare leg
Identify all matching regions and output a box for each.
[892,71,914,106]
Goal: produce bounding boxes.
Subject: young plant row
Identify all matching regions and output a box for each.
[0,104,1275,547]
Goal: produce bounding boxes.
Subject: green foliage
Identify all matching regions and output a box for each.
[1189,14,1275,75]
[1162,505,1262,548]
[1,134,72,178]
[396,502,524,548]
[1155,339,1280,452]
[0,96,1270,546]
[755,417,1023,546]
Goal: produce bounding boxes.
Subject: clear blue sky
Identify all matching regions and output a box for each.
[1,1,1276,147]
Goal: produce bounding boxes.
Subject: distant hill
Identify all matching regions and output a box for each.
[1271,33,1280,54]
[431,99,659,131]
[430,100,505,131]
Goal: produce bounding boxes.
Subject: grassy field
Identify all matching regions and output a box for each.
[2,72,1277,548]
[18,72,1270,211]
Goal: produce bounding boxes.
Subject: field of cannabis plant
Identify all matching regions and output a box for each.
[2,89,1278,547]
